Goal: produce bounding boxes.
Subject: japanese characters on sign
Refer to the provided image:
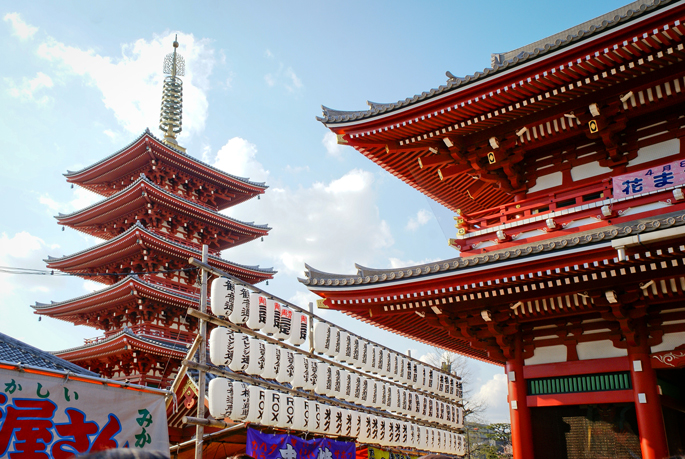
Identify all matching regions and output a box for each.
[246,428,355,459]
[0,367,169,459]
[612,159,685,199]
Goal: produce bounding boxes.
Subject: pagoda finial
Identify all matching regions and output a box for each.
[159,35,186,151]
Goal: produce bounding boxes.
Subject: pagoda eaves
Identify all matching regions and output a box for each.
[65,130,266,210]
[56,175,270,252]
[45,222,275,285]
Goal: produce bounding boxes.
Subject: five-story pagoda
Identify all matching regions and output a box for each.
[33,38,275,388]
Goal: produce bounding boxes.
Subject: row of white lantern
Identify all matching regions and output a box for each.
[313,322,461,401]
[209,328,463,429]
[208,378,466,455]
[210,278,462,401]
[210,278,308,346]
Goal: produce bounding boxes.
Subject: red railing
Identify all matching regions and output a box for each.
[460,179,613,232]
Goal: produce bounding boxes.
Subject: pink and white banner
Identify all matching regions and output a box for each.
[0,366,169,459]
[613,159,685,199]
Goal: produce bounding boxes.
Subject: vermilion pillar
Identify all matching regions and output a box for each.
[506,333,535,459]
[628,323,669,459]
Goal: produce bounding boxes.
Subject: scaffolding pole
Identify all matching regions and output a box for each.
[194,245,209,459]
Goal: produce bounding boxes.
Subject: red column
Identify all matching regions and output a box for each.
[506,334,535,459]
[628,323,669,459]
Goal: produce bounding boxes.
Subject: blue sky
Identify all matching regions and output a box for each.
[0,0,630,423]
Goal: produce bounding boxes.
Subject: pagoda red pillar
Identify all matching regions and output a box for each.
[506,333,535,459]
[628,323,668,459]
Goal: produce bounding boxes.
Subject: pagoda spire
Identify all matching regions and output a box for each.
[160,35,185,151]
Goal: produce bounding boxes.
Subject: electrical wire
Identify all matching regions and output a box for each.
[0,266,198,277]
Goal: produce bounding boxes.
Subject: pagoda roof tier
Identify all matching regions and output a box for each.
[65,130,266,210]
[54,328,187,384]
[32,275,202,323]
[45,222,275,285]
[301,210,685,364]
[56,175,270,252]
[316,0,685,213]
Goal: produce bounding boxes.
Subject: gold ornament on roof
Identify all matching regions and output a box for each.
[160,35,185,150]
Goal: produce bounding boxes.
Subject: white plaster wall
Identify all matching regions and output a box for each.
[577,340,627,360]
[630,138,680,166]
[570,162,612,181]
[524,344,567,365]
[650,331,685,353]
[528,171,563,194]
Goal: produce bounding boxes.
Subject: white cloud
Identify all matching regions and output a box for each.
[264,62,303,93]
[388,256,440,269]
[34,31,215,140]
[265,49,274,58]
[103,129,117,140]
[406,209,432,231]
[5,72,53,104]
[38,187,101,215]
[475,373,510,423]
[3,13,38,40]
[212,137,269,183]
[0,232,59,295]
[212,138,393,278]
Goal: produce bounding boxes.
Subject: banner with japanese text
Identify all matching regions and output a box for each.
[367,447,418,459]
[247,428,355,459]
[612,158,685,199]
[0,366,169,459]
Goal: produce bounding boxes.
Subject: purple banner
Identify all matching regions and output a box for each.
[247,428,355,459]
[613,159,685,199]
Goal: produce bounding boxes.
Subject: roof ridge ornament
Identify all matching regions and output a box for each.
[159,35,186,152]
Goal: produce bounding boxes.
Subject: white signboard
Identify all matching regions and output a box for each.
[0,366,169,458]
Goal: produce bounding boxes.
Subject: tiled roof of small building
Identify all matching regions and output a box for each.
[318,0,672,124]
[0,332,99,376]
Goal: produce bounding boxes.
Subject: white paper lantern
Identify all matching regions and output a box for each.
[289,311,308,346]
[413,393,423,418]
[261,390,282,426]
[351,374,362,403]
[456,407,464,427]
[263,299,281,335]
[221,282,249,324]
[389,352,399,381]
[360,377,370,406]
[370,380,381,408]
[276,349,295,383]
[408,423,416,445]
[291,354,309,389]
[209,327,233,366]
[331,366,342,398]
[210,277,235,318]
[245,337,265,375]
[384,383,392,410]
[384,351,393,378]
[261,343,279,380]
[405,389,413,415]
[207,378,231,419]
[404,358,412,384]
[351,336,361,368]
[341,409,353,437]
[378,417,389,446]
[329,406,343,436]
[321,405,334,434]
[275,306,293,340]
[368,345,378,373]
[352,410,362,438]
[427,368,436,391]
[292,397,309,431]
[410,362,419,387]
[312,402,324,433]
[325,326,340,358]
[340,370,352,401]
[246,292,268,330]
[313,322,329,354]
[358,413,372,443]
[397,356,406,383]
[314,362,329,395]
[307,360,318,391]
[228,333,250,372]
[360,342,372,372]
[337,331,351,363]
[245,385,265,423]
[280,394,295,428]
[376,347,386,376]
